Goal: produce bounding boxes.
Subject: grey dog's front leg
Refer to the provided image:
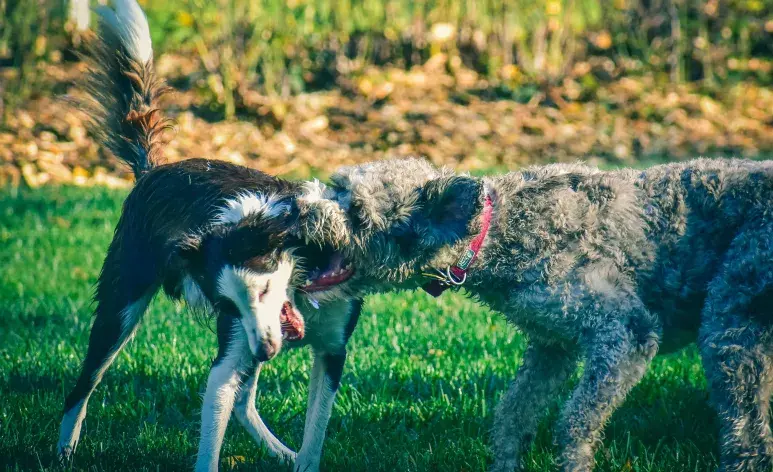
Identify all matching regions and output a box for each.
[554,317,659,472]
[491,343,577,472]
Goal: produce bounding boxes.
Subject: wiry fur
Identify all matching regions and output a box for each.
[299,156,773,471]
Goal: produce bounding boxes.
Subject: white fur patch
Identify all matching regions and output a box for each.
[195,326,247,472]
[216,260,294,354]
[182,275,211,311]
[299,179,327,204]
[483,180,496,202]
[57,399,87,458]
[295,352,340,470]
[482,179,500,237]
[233,365,296,462]
[94,0,153,63]
[215,193,289,225]
[119,292,153,337]
[298,179,336,205]
[300,178,348,208]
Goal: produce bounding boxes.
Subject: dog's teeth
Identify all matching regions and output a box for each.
[304,279,312,286]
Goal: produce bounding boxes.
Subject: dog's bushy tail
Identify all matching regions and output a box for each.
[81,0,170,178]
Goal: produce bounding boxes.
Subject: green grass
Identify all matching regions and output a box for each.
[0,186,718,471]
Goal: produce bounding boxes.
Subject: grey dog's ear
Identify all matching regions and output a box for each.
[294,179,352,248]
[413,175,482,248]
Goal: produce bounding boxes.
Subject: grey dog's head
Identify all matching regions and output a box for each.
[296,158,482,297]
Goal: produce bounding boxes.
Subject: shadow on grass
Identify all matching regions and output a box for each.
[1,357,720,472]
[1,299,719,472]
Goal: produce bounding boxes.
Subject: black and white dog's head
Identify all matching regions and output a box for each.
[173,193,303,361]
[295,158,482,295]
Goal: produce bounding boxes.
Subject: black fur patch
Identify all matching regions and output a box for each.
[750,287,773,324]
[64,299,138,412]
[213,314,241,367]
[323,353,347,390]
[344,299,364,342]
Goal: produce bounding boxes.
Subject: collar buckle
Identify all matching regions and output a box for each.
[443,266,466,285]
[421,192,493,298]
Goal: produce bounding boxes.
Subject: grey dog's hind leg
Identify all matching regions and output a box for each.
[699,227,773,472]
[554,311,659,472]
[491,343,577,472]
[700,319,773,472]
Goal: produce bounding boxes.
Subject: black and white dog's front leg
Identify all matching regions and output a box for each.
[294,299,362,472]
[195,315,250,472]
[294,350,347,472]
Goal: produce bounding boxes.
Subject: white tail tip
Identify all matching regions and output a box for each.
[94,0,153,63]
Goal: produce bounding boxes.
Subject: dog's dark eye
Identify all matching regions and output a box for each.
[258,281,270,302]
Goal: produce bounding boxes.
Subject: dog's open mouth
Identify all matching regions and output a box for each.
[303,251,354,293]
[280,301,305,341]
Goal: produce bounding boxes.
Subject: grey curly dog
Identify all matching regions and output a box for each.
[294,157,773,472]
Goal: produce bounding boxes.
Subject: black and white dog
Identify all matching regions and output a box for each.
[57,1,358,470]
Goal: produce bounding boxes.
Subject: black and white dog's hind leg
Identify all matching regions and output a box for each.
[57,265,157,459]
[58,0,165,459]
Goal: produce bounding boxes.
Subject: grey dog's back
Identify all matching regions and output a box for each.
[475,158,773,350]
[641,159,773,348]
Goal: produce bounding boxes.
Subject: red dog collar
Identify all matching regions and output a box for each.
[422,193,494,297]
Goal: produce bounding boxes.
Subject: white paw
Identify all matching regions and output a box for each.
[57,441,76,463]
[293,454,320,472]
[279,450,298,466]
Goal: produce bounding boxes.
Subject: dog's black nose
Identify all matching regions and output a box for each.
[255,338,280,362]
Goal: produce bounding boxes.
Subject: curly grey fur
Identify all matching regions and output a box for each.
[297,157,773,471]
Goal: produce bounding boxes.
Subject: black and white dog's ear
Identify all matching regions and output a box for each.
[414,175,481,248]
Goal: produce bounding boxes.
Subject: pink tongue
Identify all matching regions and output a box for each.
[280,302,305,341]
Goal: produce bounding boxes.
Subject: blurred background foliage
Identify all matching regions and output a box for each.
[3,0,772,114]
[1,0,772,187]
